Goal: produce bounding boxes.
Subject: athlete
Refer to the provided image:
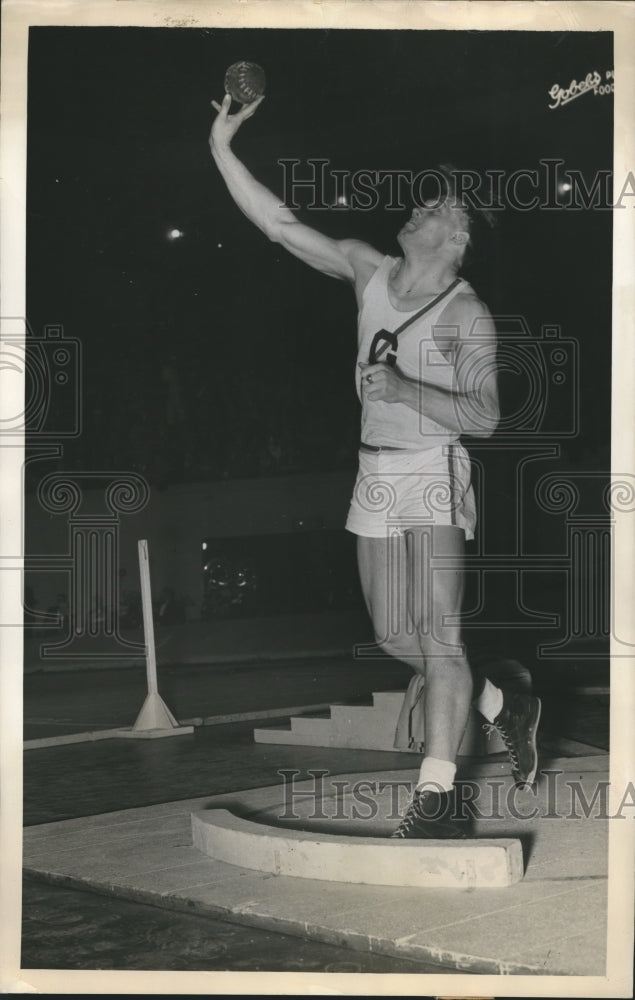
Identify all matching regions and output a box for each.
[209,93,541,838]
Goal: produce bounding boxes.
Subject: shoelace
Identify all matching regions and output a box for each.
[483,720,520,773]
[393,795,426,837]
[394,806,417,837]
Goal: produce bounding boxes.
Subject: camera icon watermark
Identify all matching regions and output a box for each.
[493,320,578,438]
[424,316,579,440]
[0,317,82,438]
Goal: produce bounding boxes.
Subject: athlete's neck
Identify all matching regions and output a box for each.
[391,251,459,297]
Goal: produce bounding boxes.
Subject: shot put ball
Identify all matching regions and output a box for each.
[224,61,266,104]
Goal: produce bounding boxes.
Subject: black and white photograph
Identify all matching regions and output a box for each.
[1,0,634,995]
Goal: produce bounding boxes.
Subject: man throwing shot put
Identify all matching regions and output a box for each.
[209,92,541,839]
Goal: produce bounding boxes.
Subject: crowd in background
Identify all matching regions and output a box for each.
[29,349,360,489]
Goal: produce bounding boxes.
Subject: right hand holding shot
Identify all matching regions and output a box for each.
[210,91,264,154]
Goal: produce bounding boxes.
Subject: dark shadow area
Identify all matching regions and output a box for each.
[22,873,452,973]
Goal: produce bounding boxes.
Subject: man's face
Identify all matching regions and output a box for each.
[398,197,470,252]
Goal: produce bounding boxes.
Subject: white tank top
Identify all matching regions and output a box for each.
[356,255,470,450]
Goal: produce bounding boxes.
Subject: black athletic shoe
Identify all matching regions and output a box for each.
[390,787,469,840]
[486,690,542,788]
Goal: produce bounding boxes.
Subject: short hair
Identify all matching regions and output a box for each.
[435,162,499,268]
[436,163,497,230]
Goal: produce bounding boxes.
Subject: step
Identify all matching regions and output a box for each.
[329,706,404,747]
[192,809,524,889]
[372,690,410,711]
[289,716,337,738]
[333,700,488,750]
[254,725,343,748]
[330,703,398,729]
[253,723,408,751]
[254,694,506,756]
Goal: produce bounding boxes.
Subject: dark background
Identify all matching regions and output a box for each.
[26,27,613,486]
[20,29,615,976]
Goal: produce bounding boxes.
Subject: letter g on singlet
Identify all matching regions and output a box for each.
[368,329,398,367]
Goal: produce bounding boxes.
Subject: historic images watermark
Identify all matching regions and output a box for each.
[361,316,578,442]
[346,302,631,663]
[1,317,150,656]
[0,318,82,440]
[277,158,632,213]
[277,768,635,823]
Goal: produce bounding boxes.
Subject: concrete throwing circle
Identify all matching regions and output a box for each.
[191,770,524,889]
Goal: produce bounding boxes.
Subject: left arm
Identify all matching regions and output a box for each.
[360,294,500,438]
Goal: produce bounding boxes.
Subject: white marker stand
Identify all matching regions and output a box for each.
[114,539,193,740]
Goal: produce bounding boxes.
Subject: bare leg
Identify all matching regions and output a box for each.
[356,527,472,763]
[404,525,472,763]
[357,533,424,673]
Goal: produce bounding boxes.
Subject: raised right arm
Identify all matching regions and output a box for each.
[209,94,382,288]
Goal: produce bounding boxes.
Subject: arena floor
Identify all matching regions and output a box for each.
[20,618,611,978]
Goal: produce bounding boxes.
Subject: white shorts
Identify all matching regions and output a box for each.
[345,442,476,539]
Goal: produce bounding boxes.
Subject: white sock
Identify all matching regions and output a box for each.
[416,756,456,793]
[473,678,503,723]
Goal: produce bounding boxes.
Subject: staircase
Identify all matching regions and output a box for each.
[254,690,505,756]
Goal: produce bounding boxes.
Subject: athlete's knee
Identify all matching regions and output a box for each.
[373,629,424,667]
[424,650,474,690]
[415,625,465,664]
